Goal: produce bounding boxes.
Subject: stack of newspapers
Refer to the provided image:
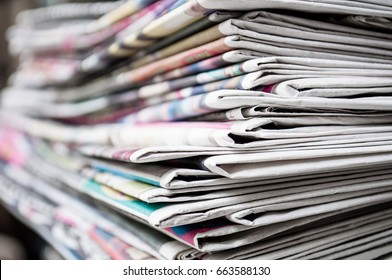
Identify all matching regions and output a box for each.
[1,0,392,260]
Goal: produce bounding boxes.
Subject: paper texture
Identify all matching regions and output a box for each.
[2,1,392,259]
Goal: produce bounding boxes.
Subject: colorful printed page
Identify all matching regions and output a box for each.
[131,11,240,67]
[83,9,392,87]
[151,49,262,82]
[80,0,209,73]
[0,170,111,260]
[3,141,392,255]
[59,157,392,229]
[86,157,392,192]
[0,134,178,259]
[2,49,259,105]
[32,139,389,233]
[81,165,392,204]
[100,209,200,260]
[88,226,157,260]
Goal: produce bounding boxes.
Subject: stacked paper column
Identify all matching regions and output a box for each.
[0,0,392,259]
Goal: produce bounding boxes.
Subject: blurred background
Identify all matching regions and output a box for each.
[0,0,104,89]
[0,0,94,260]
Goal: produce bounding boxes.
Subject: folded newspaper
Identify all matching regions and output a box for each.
[0,0,391,260]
